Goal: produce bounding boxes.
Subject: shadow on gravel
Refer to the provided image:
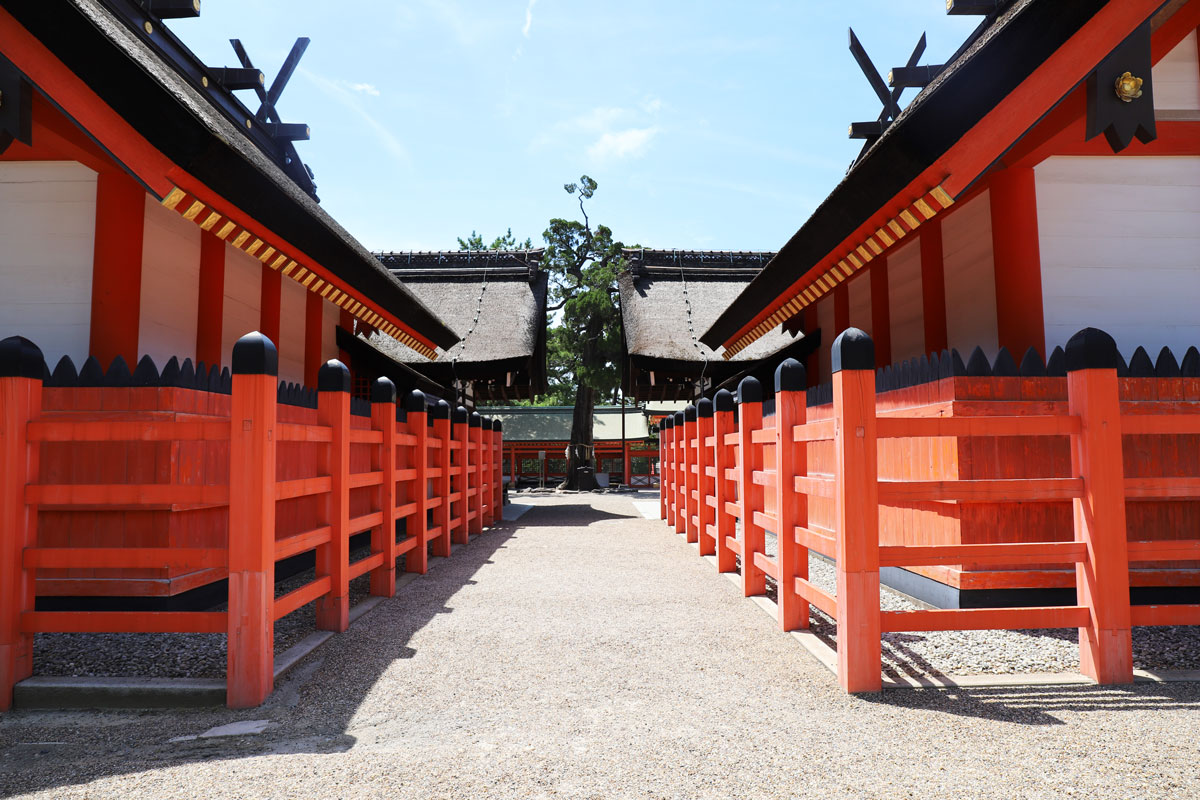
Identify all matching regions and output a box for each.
[0,520,522,798]
[861,682,1200,725]
[513,500,638,527]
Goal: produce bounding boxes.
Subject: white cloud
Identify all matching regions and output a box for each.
[522,0,538,37]
[641,96,663,114]
[349,83,380,97]
[587,127,660,161]
[300,69,411,169]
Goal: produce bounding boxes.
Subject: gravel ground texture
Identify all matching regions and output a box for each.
[2,492,1198,800]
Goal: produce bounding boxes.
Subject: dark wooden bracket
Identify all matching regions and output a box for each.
[0,55,33,157]
[1086,21,1156,153]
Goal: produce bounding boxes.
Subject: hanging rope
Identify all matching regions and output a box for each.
[678,258,710,394]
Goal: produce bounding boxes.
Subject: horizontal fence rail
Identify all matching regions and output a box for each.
[0,332,504,710]
[659,327,1200,692]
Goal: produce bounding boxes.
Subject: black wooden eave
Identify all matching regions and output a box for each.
[701,0,1115,350]
[2,0,458,352]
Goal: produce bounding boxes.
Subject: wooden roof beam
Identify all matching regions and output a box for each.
[147,0,201,20]
[946,0,1007,15]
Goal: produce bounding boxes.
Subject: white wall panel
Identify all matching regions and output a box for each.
[815,296,834,384]
[847,273,872,336]
[221,246,262,368]
[1036,156,1200,358]
[0,162,98,367]
[942,190,999,360]
[279,277,307,383]
[887,239,924,363]
[1153,31,1200,113]
[138,195,200,366]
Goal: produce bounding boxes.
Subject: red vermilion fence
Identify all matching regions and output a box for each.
[0,333,504,709]
[660,327,1200,692]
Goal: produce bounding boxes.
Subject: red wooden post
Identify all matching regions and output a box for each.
[683,404,698,543]
[227,332,277,708]
[774,358,810,632]
[469,412,484,535]
[0,337,43,711]
[713,390,738,574]
[303,291,323,389]
[831,328,881,693]
[696,398,716,556]
[1065,328,1133,684]
[370,378,398,597]
[260,264,281,346]
[659,417,671,521]
[991,167,1046,360]
[316,359,351,633]
[672,411,686,534]
[196,232,225,367]
[89,171,145,368]
[451,407,469,545]
[920,219,948,354]
[405,391,429,574]
[736,378,766,597]
[479,415,492,526]
[493,419,504,521]
[432,401,452,557]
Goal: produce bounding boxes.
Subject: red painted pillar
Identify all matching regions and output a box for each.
[660,418,672,521]
[920,219,948,354]
[260,265,281,348]
[370,378,398,597]
[696,398,715,556]
[990,166,1046,359]
[316,359,351,633]
[405,391,429,575]
[227,332,277,708]
[774,359,809,632]
[870,259,892,366]
[713,390,738,573]
[0,337,43,711]
[431,401,452,557]
[337,308,354,367]
[451,407,469,545]
[673,412,686,534]
[492,419,504,521]
[831,328,881,693]
[469,412,483,535]
[1065,328,1132,684]
[683,404,698,543]
[90,171,145,368]
[196,232,225,368]
[834,284,850,337]
[736,378,766,597]
[304,291,323,389]
[804,305,821,385]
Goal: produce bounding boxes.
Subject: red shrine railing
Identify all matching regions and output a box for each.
[659,327,1200,692]
[0,332,504,709]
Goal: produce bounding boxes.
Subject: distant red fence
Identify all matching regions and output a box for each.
[659,327,1200,692]
[0,332,504,709]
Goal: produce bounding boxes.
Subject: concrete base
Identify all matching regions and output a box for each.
[13,677,226,709]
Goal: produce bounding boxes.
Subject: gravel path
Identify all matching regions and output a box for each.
[2,493,1198,799]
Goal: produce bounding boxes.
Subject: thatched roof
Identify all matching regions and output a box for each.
[483,406,650,443]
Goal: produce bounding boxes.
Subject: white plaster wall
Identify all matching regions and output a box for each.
[138,195,200,367]
[0,162,98,367]
[323,298,340,365]
[279,276,307,383]
[847,273,872,336]
[887,239,925,363]
[942,190,999,360]
[221,245,262,367]
[1035,156,1200,358]
[1153,31,1200,113]
[815,296,834,384]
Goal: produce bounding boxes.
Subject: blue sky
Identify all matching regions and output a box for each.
[174,2,980,253]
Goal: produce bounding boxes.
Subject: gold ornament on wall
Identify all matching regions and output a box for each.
[1114,71,1143,103]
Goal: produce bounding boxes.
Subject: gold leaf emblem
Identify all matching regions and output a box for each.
[1114,71,1143,103]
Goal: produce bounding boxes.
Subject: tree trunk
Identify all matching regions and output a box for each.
[559,382,596,490]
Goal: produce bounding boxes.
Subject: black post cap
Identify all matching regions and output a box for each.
[0,336,45,380]
[684,404,697,422]
[775,357,807,392]
[231,331,278,376]
[697,397,714,418]
[469,411,482,428]
[673,411,685,426]
[406,389,427,412]
[1065,328,1120,372]
[662,416,673,430]
[831,328,874,373]
[737,375,762,404]
[318,359,351,392]
[714,388,735,413]
[432,399,451,419]
[493,418,503,432]
[371,377,397,404]
[452,405,468,424]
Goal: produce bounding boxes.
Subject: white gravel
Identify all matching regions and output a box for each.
[2,493,1198,800]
